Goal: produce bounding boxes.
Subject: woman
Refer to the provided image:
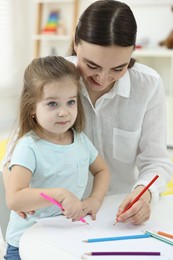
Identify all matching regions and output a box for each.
[66,0,173,224]
[3,0,173,225]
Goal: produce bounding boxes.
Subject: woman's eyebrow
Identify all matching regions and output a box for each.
[84,58,128,69]
[115,62,129,69]
[84,58,100,67]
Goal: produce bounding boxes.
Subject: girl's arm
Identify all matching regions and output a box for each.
[3,164,35,218]
[6,165,83,221]
[82,155,110,220]
[2,163,10,191]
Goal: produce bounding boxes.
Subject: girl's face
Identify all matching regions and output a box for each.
[74,41,134,95]
[34,78,78,139]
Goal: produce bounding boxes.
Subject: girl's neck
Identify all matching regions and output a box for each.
[34,128,74,145]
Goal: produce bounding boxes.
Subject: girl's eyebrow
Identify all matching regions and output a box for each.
[44,97,58,100]
[84,58,128,69]
[44,96,77,100]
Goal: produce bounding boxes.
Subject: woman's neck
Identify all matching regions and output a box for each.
[86,82,115,106]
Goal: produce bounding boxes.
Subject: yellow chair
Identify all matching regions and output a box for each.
[161,157,173,196]
[0,170,10,259]
[0,139,9,167]
[161,177,173,196]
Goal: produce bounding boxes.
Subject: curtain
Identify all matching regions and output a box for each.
[0,0,13,88]
[0,0,33,137]
[0,0,33,95]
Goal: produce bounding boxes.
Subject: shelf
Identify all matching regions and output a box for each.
[33,0,79,57]
[32,34,71,41]
[34,0,74,3]
[134,48,173,58]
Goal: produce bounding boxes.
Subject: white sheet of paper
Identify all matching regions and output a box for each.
[33,195,173,259]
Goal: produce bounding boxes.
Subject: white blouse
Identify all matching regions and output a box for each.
[67,57,173,203]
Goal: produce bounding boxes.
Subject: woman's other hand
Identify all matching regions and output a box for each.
[116,186,151,225]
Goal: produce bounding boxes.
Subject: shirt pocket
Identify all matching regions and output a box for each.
[113,128,141,163]
[77,157,89,187]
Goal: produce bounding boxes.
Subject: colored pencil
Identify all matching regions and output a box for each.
[85,252,160,256]
[114,175,159,225]
[145,231,173,246]
[158,231,173,239]
[83,233,150,243]
[40,192,89,224]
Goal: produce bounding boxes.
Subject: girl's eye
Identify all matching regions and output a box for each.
[87,63,97,70]
[48,101,57,107]
[68,100,76,106]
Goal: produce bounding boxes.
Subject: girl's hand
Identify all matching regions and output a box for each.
[81,196,102,220]
[17,210,35,219]
[116,187,151,225]
[61,192,83,221]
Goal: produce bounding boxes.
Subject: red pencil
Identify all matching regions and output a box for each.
[114,175,159,225]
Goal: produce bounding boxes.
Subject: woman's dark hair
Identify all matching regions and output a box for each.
[68,0,137,68]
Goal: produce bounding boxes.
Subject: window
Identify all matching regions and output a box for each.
[0,0,13,88]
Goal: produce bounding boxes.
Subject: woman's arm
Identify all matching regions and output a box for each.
[135,77,172,202]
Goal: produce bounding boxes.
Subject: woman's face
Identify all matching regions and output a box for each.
[74,41,134,95]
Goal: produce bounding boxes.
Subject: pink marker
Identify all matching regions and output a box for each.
[40,192,89,225]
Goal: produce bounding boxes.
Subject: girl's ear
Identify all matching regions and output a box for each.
[30,108,36,117]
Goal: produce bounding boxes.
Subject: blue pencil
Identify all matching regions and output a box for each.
[83,233,150,243]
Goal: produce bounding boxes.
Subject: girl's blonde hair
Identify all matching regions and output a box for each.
[16,56,85,143]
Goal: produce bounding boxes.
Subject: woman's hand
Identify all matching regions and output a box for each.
[81,196,102,220]
[116,186,151,225]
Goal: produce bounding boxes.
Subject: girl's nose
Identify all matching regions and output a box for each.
[57,107,68,117]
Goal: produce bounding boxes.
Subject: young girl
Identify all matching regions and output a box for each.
[4,56,110,260]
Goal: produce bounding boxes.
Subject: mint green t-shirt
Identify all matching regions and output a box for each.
[6,130,98,247]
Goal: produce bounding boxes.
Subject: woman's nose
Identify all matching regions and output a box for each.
[96,71,112,84]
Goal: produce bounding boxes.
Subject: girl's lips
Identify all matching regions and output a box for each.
[56,121,69,125]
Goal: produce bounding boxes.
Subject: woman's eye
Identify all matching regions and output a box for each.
[68,100,76,106]
[48,101,57,107]
[114,67,124,72]
[87,63,97,70]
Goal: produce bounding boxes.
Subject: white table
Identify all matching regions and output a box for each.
[19,194,173,260]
